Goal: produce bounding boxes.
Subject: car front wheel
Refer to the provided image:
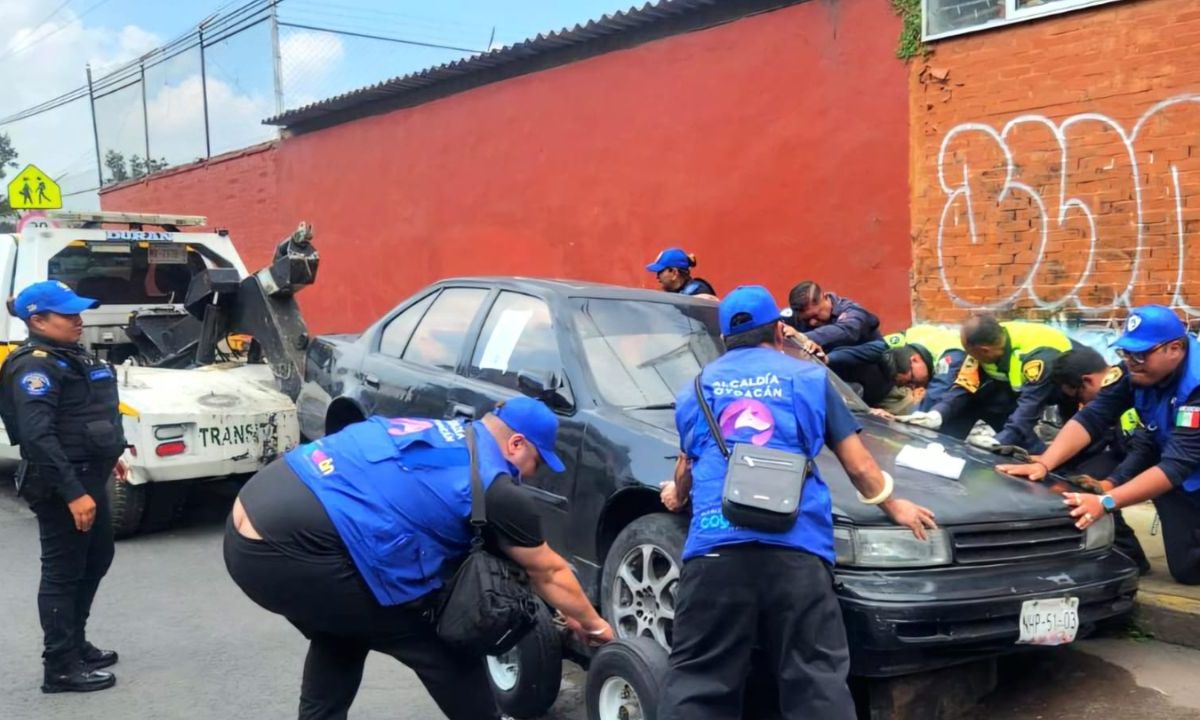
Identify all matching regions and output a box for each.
[599,513,686,652]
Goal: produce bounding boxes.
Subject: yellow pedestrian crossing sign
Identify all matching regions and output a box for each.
[6,164,62,210]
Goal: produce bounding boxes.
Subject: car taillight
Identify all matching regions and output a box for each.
[156,441,186,457]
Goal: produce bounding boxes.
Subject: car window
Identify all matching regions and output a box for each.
[49,243,211,305]
[402,288,488,370]
[379,293,435,358]
[469,292,570,398]
[573,298,723,408]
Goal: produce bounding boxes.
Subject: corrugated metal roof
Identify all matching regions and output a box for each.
[264,0,733,130]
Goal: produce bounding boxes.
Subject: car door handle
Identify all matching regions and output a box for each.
[451,403,476,419]
[362,373,380,389]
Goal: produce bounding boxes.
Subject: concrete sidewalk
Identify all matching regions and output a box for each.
[1123,503,1200,650]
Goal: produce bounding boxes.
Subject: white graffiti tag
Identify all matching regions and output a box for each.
[937,94,1200,316]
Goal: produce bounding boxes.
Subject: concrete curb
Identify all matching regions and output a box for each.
[1136,587,1200,651]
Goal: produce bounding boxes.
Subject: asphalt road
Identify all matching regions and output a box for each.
[2,481,1199,720]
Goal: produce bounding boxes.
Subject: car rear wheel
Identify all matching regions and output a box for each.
[486,603,563,718]
[600,513,686,652]
[106,472,146,539]
[586,637,669,720]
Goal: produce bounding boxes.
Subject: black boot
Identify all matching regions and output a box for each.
[81,642,118,670]
[42,660,116,693]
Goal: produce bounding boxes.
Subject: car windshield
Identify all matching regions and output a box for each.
[571,297,871,414]
[572,298,723,408]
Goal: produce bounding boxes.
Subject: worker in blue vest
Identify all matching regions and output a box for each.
[657,285,936,720]
[646,247,717,297]
[223,397,613,719]
[999,306,1200,584]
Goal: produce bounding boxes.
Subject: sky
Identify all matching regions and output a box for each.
[0,0,642,211]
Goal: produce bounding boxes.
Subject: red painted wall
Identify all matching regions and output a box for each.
[103,0,911,335]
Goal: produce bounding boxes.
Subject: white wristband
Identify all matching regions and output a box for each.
[857,471,894,505]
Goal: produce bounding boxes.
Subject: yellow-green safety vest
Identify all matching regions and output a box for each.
[884,325,962,362]
[982,322,1073,389]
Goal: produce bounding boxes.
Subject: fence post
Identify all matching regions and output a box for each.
[86,64,103,187]
[198,25,212,158]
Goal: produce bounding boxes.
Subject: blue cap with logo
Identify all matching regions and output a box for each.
[719,285,787,336]
[495,396,566,473]
[13,280,100,321]
[646,248,692,273]
[1112,305,1187,352]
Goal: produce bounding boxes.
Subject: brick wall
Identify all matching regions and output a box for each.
[911,0,1200,324]
[103,0,911,335]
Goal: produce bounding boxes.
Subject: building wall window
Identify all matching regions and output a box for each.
[924,0,1124,40]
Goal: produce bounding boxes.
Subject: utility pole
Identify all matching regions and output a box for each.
[86,65,103,187]
[140,61,151,165]
[198,23,212,158]
[269,0,284,119]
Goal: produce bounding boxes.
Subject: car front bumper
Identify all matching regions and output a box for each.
[835,549,1139,677]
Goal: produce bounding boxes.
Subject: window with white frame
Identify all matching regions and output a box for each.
[924,0,1125,41]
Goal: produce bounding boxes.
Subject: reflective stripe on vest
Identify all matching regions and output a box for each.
[981,322,1073,388]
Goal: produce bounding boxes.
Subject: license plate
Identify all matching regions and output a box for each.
[1017,597,1079,646]
[148,244,188,264]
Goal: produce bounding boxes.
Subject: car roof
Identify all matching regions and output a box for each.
[435,276,719,305]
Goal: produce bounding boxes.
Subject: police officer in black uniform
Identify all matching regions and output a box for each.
[0,281,125,693]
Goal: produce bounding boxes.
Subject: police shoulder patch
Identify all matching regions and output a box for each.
[19,372,52,396]
[955,356,981,393]
[1022,359,1045,383]
[1102,365,1123,387]
[885,333,905,349]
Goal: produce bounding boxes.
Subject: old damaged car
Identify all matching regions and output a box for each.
[296,278,1138,717]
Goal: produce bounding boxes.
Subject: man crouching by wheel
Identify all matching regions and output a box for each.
[224,397,613,720]
[658,286,937,720]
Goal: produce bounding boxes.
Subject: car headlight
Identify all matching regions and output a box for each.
[1085,514,1115,550]
[834,526,953,568]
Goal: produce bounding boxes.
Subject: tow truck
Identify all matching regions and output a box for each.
[0,211,320,536]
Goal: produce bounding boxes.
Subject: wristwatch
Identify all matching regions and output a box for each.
[1100,494,1118,514]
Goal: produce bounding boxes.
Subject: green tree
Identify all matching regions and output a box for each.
[0,132,21,223]
[104,149,129,184]
[130,155,169,178]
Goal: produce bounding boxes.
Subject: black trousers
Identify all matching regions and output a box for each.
[941,381,1018,440]
[223,518,498,720]
[26,461,116,670]
[659,544,855,720]
[1154,489,1200,585]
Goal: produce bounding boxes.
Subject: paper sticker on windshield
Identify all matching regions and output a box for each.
[954,357,980,393]
[19,372,51,396]
[1022,359,1045,384]
[477,309,533,372]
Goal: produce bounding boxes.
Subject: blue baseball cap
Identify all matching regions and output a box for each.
[646,248,692,273]
[495,396,566,473]
[719,285,786,336]
[1112,305,1187,353]
[13,280,99,321]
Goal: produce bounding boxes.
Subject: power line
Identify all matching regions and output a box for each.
[0,0,115,64]
[277,21,484,54]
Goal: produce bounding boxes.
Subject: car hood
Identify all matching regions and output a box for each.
[611,405,1076,528]
[826,415,1071,526]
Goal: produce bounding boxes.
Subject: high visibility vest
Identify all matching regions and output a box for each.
[980,322,1073,389]
[885,325,962,363]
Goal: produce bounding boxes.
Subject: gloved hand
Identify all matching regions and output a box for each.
[992,444,1031,461]
[967,434,1001,451]
[895,410,942,429]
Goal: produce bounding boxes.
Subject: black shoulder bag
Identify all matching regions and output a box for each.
[435,425,540,656]
[694,374,811,533]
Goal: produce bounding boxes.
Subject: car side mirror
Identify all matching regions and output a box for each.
[517,370,572,410]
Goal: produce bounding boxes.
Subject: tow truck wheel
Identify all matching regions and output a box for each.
[486,602,562,718]
[586,637,669,720]
[106,472,146,539]
[600,513,686,652]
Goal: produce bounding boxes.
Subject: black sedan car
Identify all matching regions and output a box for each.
[296,277,1137,703]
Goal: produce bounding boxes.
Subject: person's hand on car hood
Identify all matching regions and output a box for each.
[895,410,942,429]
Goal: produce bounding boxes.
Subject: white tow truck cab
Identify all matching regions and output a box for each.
[0,211,315,535]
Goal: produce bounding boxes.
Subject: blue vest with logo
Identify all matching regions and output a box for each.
[677,347,833,562]
[1132,337,1200,494]
[284,416,514,606]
